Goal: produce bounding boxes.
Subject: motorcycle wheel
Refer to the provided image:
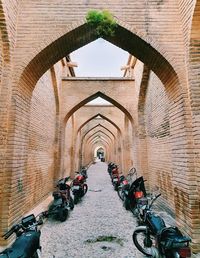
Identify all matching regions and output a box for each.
[32,254,39,258]
[32,249,41,258]
[114,184,118,191]
[83,184,88,195]
[132,228,156,257]
[130,204,138,216]
[69,196,74,210]
[123,198,130,210]
[58,207,68,222]
[74,194,79,204]
[117,187,124,200]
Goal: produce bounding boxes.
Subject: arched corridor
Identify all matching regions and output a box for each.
[0,0,200,255]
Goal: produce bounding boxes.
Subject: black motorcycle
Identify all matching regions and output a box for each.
[80,166,88,179]
[48,176,74,222]
[123,176,147,214]
[0,211,48,258]
[107,162,116,177]
[132,194,191,258]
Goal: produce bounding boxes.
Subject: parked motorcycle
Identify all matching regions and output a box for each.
[48,176,74,222]
[71,172,88,204]
[117,167,137,201]
[107,162,116,177]
[117,175,129,200]
[0,211,48,258]
[80,166,88,179]
[132,194,191,258]
[123,176,146,214]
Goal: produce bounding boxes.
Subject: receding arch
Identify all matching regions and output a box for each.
[94,146,106,159]
[91,139,110,150]
[81,124,116,142]
[78,118,119,169]
[83,129,114,146]
[94,145,106,156]
[64,92,133,125]
[89,135,110,147]
[78,113,121,135]
[85,131,113,146]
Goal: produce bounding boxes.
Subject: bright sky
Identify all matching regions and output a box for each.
[85,96,113,106]
[70,38,129,77]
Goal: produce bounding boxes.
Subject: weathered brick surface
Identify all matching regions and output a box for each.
[25,69,57,211]
[144,71,173,210]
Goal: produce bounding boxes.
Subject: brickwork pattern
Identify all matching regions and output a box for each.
[0,0,200,252]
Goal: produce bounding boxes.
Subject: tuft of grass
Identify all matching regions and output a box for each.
[86,10,117,37]
[85,235,123,246]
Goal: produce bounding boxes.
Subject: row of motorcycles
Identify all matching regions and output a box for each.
[0,167,88,258]
[108,162,192,258]
[49,167,88,222]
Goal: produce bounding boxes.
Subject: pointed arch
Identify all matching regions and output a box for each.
[78,113,121,135]
[81,124,116,142]
[89,135,110,147]
[64,92,133,125]
[85,130,113,146]
[17,20,180,96]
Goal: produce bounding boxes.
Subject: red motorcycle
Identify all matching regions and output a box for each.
[117,167,137,200]
[71,172,88,204]
[111,165,120,191]
[117,175,129,200]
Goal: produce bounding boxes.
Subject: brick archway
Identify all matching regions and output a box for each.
[80,124,116,141]
[76,116,119,168]
[66,112,123,174]
[89,133,110,147]
[3,17,196,247]
[77,113,122,135]
[64,91,134,125]
[16,19,179,91]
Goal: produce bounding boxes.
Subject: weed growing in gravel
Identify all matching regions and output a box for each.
[85,235,124,246]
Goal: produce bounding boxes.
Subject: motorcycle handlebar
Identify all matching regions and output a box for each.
[2,211,49,239]
[2,224,21,240]
[156,193,161,199]
[149,193,161,209]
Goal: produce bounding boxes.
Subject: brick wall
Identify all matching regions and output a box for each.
[144,71,174,211]
[24,69,57,211]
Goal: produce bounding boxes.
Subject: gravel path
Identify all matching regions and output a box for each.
[41,162,145,258]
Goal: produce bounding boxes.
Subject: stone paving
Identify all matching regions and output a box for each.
[41,162,145,258]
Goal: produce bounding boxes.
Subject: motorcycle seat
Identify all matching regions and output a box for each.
[0,231,40,258]
[159,227,191,249]
[161,236,191,249]
[173,236,191,243]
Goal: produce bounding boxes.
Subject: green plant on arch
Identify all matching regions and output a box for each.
[86,10,117,37]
